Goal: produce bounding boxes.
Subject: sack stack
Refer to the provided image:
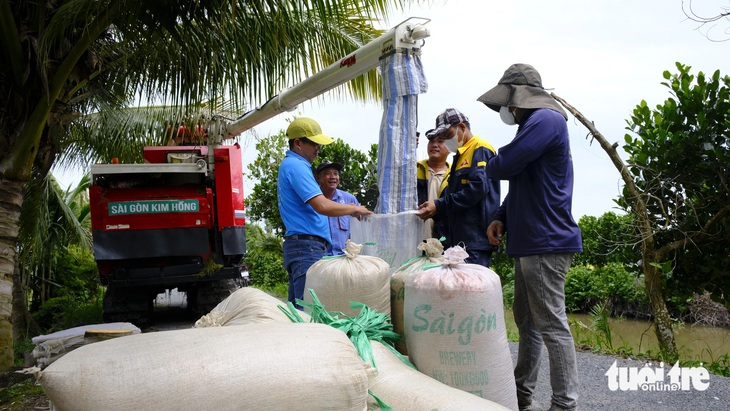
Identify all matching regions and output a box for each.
[38,286,513,411]
[205,287,512,411]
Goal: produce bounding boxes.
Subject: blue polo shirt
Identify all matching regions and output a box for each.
[277,150,331,243]
[327,189,359,255]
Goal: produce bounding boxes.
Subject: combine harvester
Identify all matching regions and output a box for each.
[89,18,431,325]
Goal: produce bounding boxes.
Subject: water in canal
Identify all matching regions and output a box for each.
[504,310,730,364]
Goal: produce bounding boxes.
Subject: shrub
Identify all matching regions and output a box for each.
[245,250,287,289]
[490,252,515,307]
[490,251,513,279]
[498,267,515,308]
[594,262,649,318]
[564,263,649,319]
[33,296,103,333]
[54,245,101,301]
[565,265,600,312]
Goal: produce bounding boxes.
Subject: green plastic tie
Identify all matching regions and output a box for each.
[399,255,422,267]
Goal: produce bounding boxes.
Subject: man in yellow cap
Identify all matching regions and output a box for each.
[277,117,372,307]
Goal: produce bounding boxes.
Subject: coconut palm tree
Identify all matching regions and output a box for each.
[0,0,416,369]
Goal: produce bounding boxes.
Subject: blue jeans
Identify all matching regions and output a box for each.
[513,253,578,410]
[283,238,327,309]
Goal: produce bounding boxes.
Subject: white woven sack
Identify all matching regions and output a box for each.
[304,240,391,317]
[39,323,374,411]
[194,286,310,327]
[31,322,140,369]
[390,238,444,355]
[366,341,512,411]
[404,246,518,411]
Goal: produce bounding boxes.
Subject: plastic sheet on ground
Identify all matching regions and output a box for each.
[31,322,140,369]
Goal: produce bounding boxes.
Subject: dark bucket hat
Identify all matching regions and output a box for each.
[477,63,567,119]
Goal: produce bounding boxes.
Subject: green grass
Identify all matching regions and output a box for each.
[0,378,44,404]
[250,283,288,300]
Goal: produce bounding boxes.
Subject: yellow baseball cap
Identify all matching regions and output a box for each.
[286,117,334,145]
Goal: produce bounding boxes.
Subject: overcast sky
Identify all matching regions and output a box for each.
[56,0,729,219]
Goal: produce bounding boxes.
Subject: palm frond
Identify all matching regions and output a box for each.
[56,101,241,167]
[18,173,92,274]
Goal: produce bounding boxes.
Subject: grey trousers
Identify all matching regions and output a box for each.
[513,253,578,410]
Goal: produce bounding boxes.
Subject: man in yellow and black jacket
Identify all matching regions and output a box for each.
[416,134,450,240]
[417,108,500,267]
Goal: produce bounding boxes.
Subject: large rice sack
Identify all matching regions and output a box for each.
[367,341,511,411]
[404,246,518,411]
[304,240,390,317]
[194,286,310,327]
[390,238,444,355]
[38,323,374,411]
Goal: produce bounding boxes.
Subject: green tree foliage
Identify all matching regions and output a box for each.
[244,224,287,289]
[53,245,100,302]
[623,63,730,305]
[575,212,639,267]
[18,175,92,312]
[246,134,379,233]
[245,132,288,234]
[32,245,103,332]
[316,140,380,210]
[555,63,730,357]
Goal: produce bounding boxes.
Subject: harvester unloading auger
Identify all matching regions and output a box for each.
[89,18,431,326]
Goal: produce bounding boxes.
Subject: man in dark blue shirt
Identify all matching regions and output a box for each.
[477,64,582,411]
[416,108,500,268]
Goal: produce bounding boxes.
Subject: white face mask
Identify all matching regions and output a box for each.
[443,127,460,152]
[500,106,517,126]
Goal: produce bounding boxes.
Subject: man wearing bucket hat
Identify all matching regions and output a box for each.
[314,160,360,256]
[278,117,372,307]
[416,108,500,268]
[477,64,582,411]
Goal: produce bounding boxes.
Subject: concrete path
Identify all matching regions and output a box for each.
[509,343,729,410]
